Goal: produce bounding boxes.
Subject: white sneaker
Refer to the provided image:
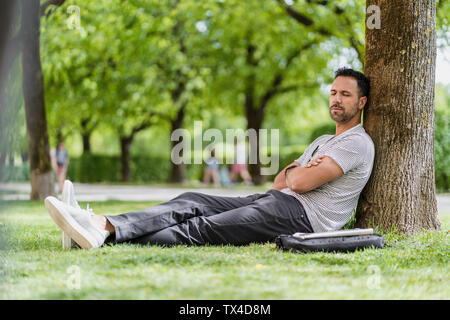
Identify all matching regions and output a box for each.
[61,180,82,249]
[62,180,81,210]
[45,196,109,250]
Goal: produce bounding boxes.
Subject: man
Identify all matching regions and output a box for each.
[45,67,374,250]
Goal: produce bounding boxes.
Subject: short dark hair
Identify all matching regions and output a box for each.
[334,67,370,99]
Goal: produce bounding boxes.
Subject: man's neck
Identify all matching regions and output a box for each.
[334,119,361,136]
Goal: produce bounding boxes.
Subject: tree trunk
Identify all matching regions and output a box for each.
[21,0,54,200]
[0,152,6,167]
[169,106,186,183]
[169,138,186,183]
[120,136,133,182]
[246,107,265,185]
[8,152,14,166]
[82,133,91,153]
[80,118,92,153]
[243,42,264,185]
[355,0,440,234]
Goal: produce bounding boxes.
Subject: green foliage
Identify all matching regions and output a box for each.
[15,0,450,191]
[435,109,450,192]
[40,0,215,144]
[308,121,335,143]
[434,84,450,192]
[39,0,366,159]
[67,154,166,183]
[1,144,307,184]
[65,154,203,183]
[69,154,122,183]
[437,0,450,47]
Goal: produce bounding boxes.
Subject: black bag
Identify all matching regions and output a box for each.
[275,233,384,253]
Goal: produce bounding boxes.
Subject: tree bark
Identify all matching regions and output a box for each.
[119,121,152,182]
[169,105,187,183]
[80,118,92,153]
[21,0,54,200]
[356,0,440,234]
[82,133,91,153]
[0,153,6,167]
[245,99,265,186]
[120,136,133,182]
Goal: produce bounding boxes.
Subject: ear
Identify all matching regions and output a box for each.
[359,96,367,110]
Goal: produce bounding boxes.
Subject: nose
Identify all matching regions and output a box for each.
[331,94,341,106]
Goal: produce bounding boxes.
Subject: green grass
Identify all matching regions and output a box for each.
[0,200,448,299]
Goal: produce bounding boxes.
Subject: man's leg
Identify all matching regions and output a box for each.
[131,190,313,246]
[105,191,270,243]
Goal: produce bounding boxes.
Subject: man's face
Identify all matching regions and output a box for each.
[329,76,365,123]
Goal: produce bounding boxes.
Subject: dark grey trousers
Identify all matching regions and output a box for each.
[105,189,313,246]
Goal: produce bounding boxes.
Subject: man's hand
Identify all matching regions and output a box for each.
[272,161,300,190]
[285,156,343,193]
[305,155,326,168]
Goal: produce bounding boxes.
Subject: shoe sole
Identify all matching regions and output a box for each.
[45,197,97,250]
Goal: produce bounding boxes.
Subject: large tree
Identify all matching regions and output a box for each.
[0,0,67,199]
[355,0,441,234]
[21,0,67,200]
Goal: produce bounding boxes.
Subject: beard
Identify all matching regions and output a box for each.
[329,102,359,123]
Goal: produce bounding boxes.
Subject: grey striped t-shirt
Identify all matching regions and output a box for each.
[280,124,375,232]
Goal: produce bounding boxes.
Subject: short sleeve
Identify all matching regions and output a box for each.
[322,136,366,174]
[294,144,314,165]
[295,135,330,165]
[294,153,306,164]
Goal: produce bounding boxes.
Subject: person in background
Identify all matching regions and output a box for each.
[230,140,253,186]
[51,141,69,193]
[219,165,232,188]
[202,148,220,188]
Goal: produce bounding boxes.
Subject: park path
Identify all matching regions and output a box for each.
[1,182,449,214]
[0,182,259,201]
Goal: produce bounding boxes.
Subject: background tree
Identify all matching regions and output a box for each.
[434,84,450,192]
[355,0,441,234]
[205,0,332,184]
[21,0,67,200]
[141,0,214,183]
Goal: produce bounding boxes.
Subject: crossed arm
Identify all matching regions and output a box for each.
[272,155,344,193]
